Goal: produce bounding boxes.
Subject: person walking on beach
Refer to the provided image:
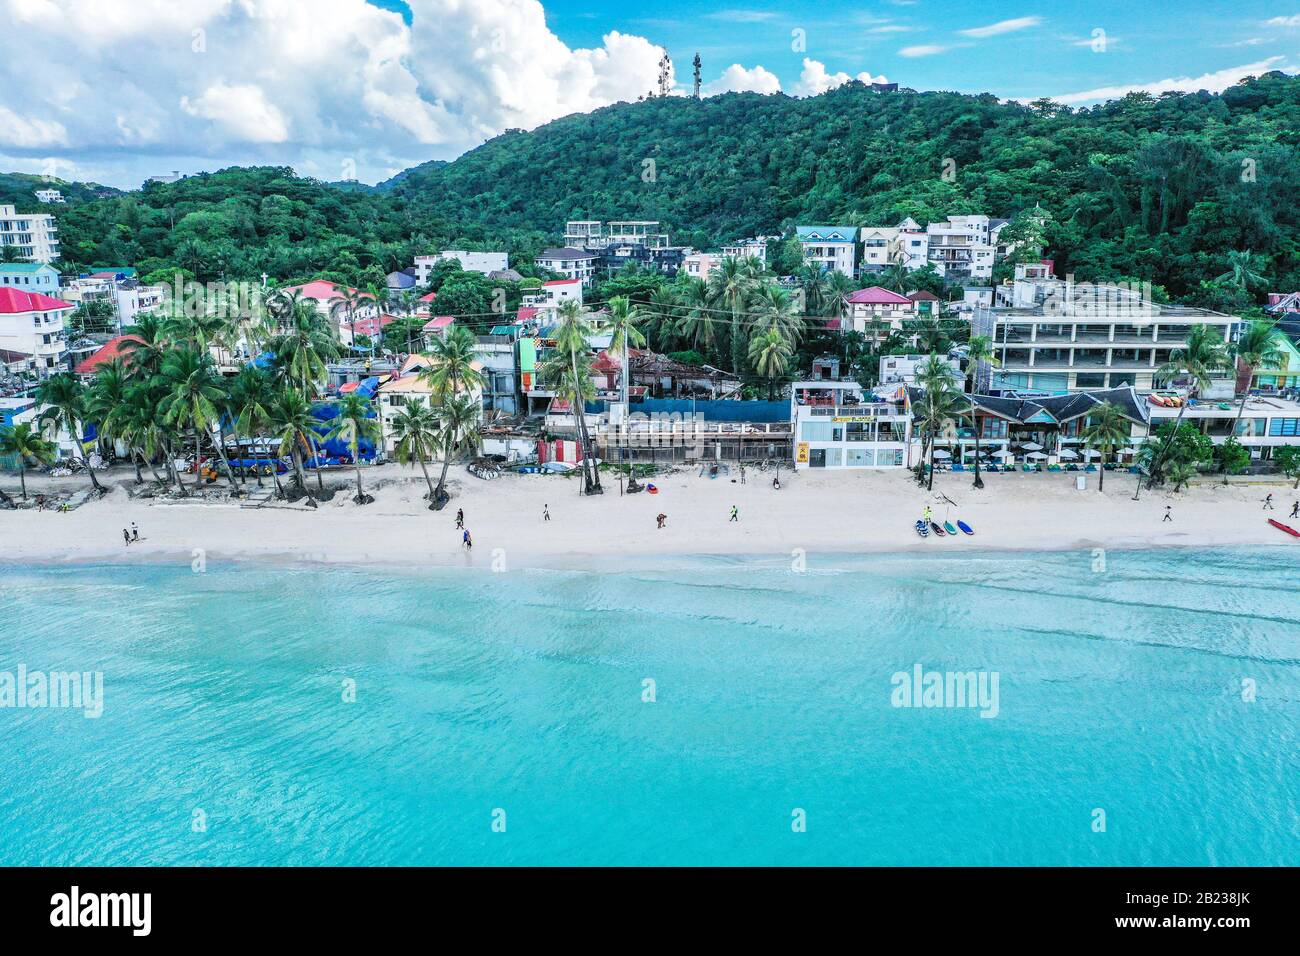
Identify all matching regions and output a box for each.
[772,476,781,490]
[131,522,139,541]
[455,508,464,529]
[729,505,738,523]
[923,505,933,525]
[462,528,472,550]
[1263,494,1274,511]
[1291,501,1299,519]
[1163,505,1172,522]
[656,513,667,529]
[122,528,131,546]
[543,504,550,522]
[739,463,746,485]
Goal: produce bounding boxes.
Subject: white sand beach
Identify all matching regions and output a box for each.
[3,464,1297,569]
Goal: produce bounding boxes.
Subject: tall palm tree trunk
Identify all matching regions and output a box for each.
[972,417,984,489]
[927,431,937,491]
[1147,400,1190,489]
[19,462,27,500]
[415,440,437,502]
[193,432,203,490]
[434,434,454,500]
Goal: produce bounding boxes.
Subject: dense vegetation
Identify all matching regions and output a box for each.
[0,172,120,209]
[24,71,1300,312]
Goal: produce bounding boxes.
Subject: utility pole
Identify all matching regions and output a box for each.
[693,53,702,98]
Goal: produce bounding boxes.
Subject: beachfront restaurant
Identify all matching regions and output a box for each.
[907,385,1151,470]
[790,381,911,470]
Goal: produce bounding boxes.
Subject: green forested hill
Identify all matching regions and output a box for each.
[27,71,1300,305]
[390,71,1300,304]
[0,172,120,209]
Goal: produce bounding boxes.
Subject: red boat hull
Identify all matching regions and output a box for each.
[1267,519,1300,538]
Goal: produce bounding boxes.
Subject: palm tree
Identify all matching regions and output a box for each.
[158,348,231,490]
[795,265,831,316]
[84,360,138,480]
[266,389,318,498]
[1148,325,1230,487]
[325,393,381,504]
[120,381,172,489]
[1214,250,1266,292]
[0,422,56,499]
[365,282,390,357]
[1229,319,1284,434]
[389,403,441,506]
[607,296,647,407]
[550,300,602,494]
[268,301,340,494]
[430,393,483,504]
[751,284,803,343]
[965,334,999,394]
[708,256,754,374]
[675,277,717,354]
[914,353,963,491]
[878,261,912,294]
[229,366,277,489]
[35,373,103,494]
[420,324,485,399]
[748,329,793,400]
[331,288,368,354]
[1080,402,1131,492]
[120,312,169,377]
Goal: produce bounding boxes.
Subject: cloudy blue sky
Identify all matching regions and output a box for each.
[1,0,1294,189]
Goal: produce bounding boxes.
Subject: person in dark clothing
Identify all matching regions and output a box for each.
[656,513,666,529]
[455,508,464,529]
[123,529,131,546]
[1291,501,1299,519]
[1263,494,1274,511]
[543,504,551,522]
[1163,506,1172,522]
[729,506,738,522]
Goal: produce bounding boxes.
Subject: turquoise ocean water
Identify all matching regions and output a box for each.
[1,548,1297,866]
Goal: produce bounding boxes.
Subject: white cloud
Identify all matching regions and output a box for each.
[867,25,914,34]
[1264,15,1300,28]
[705,10,777,22]
[0,0,677,186]
[1048,56,1288,104]
[899,44,949,57]
[704,63,783,95]
[959,16,1043,38]
[794,59,887,96]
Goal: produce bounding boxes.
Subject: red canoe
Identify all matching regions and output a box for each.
[1267,518,1300,538]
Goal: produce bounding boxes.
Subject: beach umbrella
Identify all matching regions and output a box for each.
[1058,448,1078,460]
[932,449,952,459]
[992,449,1015,459]
[1020,441,1044,451]
[1026,451,1048,460]
[1082,449,1101,460]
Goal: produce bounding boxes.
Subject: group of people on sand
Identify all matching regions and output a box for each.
[121,523,140,545]
[1261,494,1300,518]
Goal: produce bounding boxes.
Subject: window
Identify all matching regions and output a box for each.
[845,449,875,467]
[1267,418,1299,437]
[800,421,836,442]
[846,421,874,442]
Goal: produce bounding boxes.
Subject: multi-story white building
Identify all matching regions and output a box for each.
[565,220,672,250]
[534,248,599,287]
[34,189,65,204]
[975,272,1240,394]
[842,286,916,337]
[925,215,1002,281]
[682,252,719,281]
[520,278,584,317]
[860,218,930,272]
[791,379,911,469]
[0,204,60,262]
[721,238,768,265]
[796,226,858,277]
[413,251,509,283]
[0,287,72,375]
[60,273,165,330]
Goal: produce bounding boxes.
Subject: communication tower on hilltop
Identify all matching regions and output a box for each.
[658,54,672,97]
[693,54,701,98]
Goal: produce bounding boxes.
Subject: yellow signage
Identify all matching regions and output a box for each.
[796,442,809,463]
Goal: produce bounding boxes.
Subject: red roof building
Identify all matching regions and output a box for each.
[0,287,74,313]
[845,286,912,306]
[74,334,142,376]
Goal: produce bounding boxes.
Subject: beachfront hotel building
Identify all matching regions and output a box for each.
[0,204,60,262]
[0,286,73,376]
[976,266,1240,395]
[791,380,911,470]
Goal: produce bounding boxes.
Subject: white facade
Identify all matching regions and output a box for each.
[925,215,997,280]
[413,251,509,283]
[0,204,60,262]
[61,276,165,329]
[979,276,1240,394]
[534,248,598,287]
[878,354,962,387]
[521,279,584,317]
[565,220,671,250]
[721,239,767,265]
[34,189,65,204]
[0,295,71,373]
[796,226,858,277]
[791,380,911,470]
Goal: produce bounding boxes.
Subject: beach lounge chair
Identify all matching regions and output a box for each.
[1065,463,1080,472]
[1084,464,1097,473]
[1047,463,1063,472]
[952,463,965,472]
